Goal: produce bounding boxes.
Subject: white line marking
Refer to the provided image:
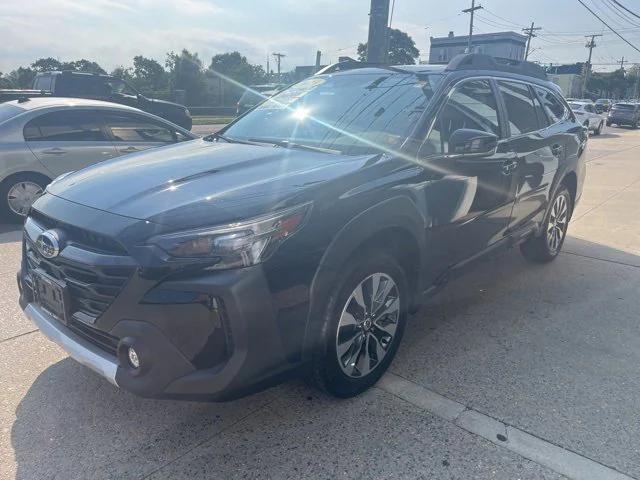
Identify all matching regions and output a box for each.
[377,372,635,480]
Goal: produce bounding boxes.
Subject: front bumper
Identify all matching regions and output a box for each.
[19,263,299,401]
[23,302,118,385]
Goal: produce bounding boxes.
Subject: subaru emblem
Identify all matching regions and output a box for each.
[36,230,61,259]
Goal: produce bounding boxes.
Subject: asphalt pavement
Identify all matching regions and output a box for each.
[1,126,640,479]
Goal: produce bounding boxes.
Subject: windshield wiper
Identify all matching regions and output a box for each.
[204,132,257,145]
[247,138,342,155]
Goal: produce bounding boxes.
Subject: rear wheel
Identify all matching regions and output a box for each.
[520,186,572,263]
[0,173,49,223]
[593,121,603,135]
[311,250,408,398]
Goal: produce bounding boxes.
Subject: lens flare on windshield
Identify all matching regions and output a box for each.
[291,107,310,120]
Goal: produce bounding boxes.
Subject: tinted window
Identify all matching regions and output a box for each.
[613,103,635,110]
[223,73,443,155]
[104,113,175,143]
[423,79,500,155]
[532,91,549,128]
[33,75,52,91]
[23,110,107,141]
[497,81,539,135]
[584,104,594,113]
[534,87,566,123]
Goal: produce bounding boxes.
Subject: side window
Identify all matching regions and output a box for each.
[23,110,108,142]
[423,79,500,155]
[585,104,594,113]
[532,90,550,128]
[104,113,175,143]
[534,87,566,124]
[497,80,539,135]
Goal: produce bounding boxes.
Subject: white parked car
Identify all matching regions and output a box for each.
[0,97,197,221]
[568,101,605,135]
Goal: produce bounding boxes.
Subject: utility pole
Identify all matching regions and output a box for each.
[582,34,602,95]
[266,55,270,81]
[366,0,391,63]
[272,53,286,79]
[462,0,483,53]
[618,56,626,71]
[315,50,322,73]
[633,64,640,99]
[522,22,542,60]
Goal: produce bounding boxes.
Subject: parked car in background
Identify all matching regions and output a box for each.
[607,102,640,128]
[0,71,193,130]
[568,101,604,135]
[236,84,287,115]
[595,98,612,113]
[0,97,196,221]
[18,54,586,402]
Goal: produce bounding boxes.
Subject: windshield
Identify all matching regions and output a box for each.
[107,78,138,96]
[222,72,443,155]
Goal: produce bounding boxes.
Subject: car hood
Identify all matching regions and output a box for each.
[47,139,379,228]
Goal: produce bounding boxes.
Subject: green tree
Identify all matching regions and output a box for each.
[31,57,63,72]
[166,49,205,105]
[31,57,105,74]
[208,51,266,86]
[0,72,13,88]
[132,55,167,91]
[357,28,420,65]
[6,67,36,88]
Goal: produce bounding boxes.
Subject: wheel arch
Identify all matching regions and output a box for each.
[301,196,426,359]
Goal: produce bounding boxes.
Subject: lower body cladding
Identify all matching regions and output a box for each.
[18,265,299,401]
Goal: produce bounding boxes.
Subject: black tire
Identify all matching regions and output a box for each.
[0,173,49,223]
[593,121,603,136]
[311,250,408,398]
[606,120,612,127]
[520,185,573,263]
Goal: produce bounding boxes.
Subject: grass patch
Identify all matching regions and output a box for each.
[192,115,235,125]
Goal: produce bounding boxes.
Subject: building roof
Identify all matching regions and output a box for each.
[431,31,526,46]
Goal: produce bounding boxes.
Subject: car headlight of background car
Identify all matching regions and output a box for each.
[148,202,312,268]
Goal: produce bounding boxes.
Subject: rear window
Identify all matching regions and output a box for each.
[33,75,53,91]
[0,104,25,125]
[534,87,566,123]
[497,81,540,135]
[568,103,583,110]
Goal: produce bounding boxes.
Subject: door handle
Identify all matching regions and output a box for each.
[120,146,139,152]
[42,147,66,155]
[551,144,563,157]
[501,159,517,175]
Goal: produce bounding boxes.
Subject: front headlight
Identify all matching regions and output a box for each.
[148,202,312,268]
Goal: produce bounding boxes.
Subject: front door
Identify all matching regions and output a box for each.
[24,110,118,176]
[419,78,517,270]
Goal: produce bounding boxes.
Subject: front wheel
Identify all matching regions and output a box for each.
[311,251,408,398]
[0,173,49,223]
[593,121,603,136]
[520,186,572,263]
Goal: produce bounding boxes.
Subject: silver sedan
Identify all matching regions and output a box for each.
[0,97,196,221]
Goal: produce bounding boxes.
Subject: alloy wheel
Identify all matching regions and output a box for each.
[547,193,568,253]
[7,181,43,216]
[335,273,400,378]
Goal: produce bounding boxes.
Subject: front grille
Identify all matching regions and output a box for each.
[24,214,136,325]
[68,318,119,356]
[29,210,127,255]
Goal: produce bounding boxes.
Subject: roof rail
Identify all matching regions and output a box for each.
[315,59,408,75]
[445,53,547,80]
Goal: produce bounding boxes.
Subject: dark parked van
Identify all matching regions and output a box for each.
[19,54,587,401]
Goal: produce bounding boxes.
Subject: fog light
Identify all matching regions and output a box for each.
[127,347,140,369]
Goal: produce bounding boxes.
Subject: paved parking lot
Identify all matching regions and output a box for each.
[1,127,640,479]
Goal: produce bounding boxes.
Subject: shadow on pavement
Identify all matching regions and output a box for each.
[9,236,640,479]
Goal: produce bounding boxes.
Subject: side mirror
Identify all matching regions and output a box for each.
[448,128,498,157]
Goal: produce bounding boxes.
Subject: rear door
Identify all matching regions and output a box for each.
[102,111,180,155]
[24,109,118,176]
[497,81,564,233]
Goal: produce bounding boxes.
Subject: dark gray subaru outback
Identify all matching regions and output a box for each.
[18,54,587,401]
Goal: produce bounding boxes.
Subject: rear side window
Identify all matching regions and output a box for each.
[497,81,539,135]
[423,79,500,155]
[534,87,566,123]
[23,110,108,141]
[33,75,52,91]
[103,113,175,143]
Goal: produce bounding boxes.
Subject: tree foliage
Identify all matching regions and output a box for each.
[209,51,266,86]
[357,28,420,65]
[166,49,206,104]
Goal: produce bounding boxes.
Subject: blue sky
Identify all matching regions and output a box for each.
[2,0,640,74]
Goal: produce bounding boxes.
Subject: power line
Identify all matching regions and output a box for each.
[576,0,640,54]
[462,0,483,52]
[612,0,640,20]
[523,22,542,60]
